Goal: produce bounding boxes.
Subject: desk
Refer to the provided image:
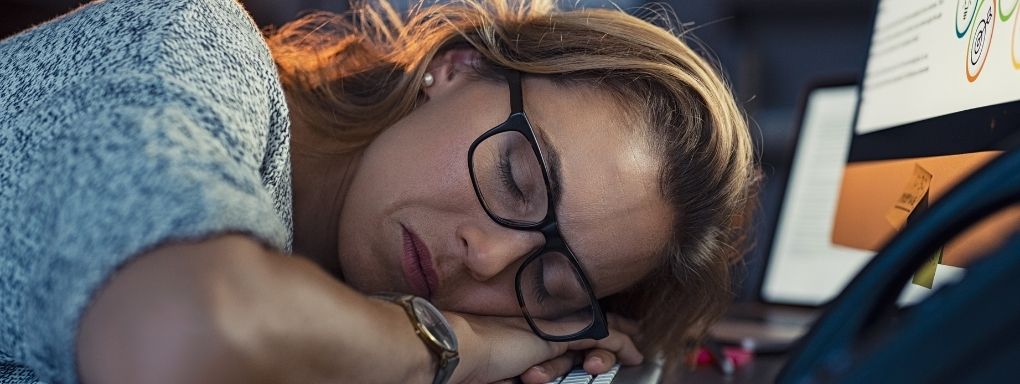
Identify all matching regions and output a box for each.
[661,354,787,383]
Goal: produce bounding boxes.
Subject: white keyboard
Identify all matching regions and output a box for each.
[545,364,620,384]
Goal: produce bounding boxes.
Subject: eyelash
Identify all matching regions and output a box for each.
[532,256,551,305]
[498,150,527,203]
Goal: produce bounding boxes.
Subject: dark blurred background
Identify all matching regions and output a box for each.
[0,0,873,301]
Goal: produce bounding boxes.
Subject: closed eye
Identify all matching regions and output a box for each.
[499,148,528,203]
[532,256,551,305]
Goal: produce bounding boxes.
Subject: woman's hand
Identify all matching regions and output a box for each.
[447,312,643,384]
[518,314,643,384]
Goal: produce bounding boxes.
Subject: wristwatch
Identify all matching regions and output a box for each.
[374,293,459,384]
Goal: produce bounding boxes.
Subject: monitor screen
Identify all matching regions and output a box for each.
[857,0,1020,134]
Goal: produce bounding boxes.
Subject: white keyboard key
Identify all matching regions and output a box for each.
[561,368,593,384]
[545,374,564,384]
[544,363,621,384]
[591,364,621,384]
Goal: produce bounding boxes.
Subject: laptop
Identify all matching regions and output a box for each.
[710,80,862,352]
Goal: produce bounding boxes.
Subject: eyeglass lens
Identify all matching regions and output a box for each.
[517,251,597,336]
[471,130,548,224]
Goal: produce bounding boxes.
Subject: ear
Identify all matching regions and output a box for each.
[422,47,484,100]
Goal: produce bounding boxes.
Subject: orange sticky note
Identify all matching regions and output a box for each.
[885,164,933,230]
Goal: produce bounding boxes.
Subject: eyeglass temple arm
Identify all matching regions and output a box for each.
[506,70,524,114]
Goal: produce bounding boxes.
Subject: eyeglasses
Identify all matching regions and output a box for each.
[467,70,609,341]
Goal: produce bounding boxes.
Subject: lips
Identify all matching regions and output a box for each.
[400,225,439,299]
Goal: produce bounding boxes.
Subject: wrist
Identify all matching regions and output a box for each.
[443,313,484,384]
[374,297,439,384]
[373,294,462,384]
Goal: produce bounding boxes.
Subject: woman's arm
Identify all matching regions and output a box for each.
[76,234,433,384]
[75,234,643,384]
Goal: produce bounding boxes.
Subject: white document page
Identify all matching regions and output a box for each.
[763,86,872,305]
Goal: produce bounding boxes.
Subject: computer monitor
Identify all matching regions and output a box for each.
[763,0,1020,307]
[832,0,1020,300]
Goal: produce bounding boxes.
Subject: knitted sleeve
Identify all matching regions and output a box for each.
[0,73,289,383]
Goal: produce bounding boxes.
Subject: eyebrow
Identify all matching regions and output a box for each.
[531,122,564,210]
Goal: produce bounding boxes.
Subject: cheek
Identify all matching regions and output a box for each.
[337,115,482,251]
[377,109,498,202]
[387,131,471,200]
[378,82,509,197]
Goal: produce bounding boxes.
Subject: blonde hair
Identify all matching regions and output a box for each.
[265,0,759,366]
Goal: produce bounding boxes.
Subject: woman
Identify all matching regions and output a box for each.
[0,0,757,383]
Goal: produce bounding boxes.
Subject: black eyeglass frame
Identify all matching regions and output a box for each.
[466,70,609,342]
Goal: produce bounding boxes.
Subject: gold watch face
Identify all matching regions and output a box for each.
[410,296,458,351]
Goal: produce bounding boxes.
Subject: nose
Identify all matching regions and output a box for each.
[457,221,545,282]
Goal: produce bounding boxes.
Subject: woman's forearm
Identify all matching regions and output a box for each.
[76,234,433,384]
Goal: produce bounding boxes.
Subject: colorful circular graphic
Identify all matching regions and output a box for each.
[1000,0,1018,21]
[967,0,996,81]
[959,0,986,38]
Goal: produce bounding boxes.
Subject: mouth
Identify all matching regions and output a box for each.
[400,225,439,300]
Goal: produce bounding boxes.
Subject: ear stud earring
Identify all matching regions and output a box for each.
[423,72,435,87]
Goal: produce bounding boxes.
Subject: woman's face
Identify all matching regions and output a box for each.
[336,73,673,316]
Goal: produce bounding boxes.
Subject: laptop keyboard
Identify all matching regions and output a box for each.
[545,364,620,384]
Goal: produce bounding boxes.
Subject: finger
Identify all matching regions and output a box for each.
[566,330,643,366]
[606,313,640,336]
[519,352,577,384]
[583,348,618,374]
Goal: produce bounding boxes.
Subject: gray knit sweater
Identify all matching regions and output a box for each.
[0,0,294,382]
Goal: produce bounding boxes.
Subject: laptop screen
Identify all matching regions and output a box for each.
[760,84,868,306]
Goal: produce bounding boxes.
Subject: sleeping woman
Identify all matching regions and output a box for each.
[0,0,758,383]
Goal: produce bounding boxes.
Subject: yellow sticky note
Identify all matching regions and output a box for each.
[885,164,933,230]
[912,248,943,289]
